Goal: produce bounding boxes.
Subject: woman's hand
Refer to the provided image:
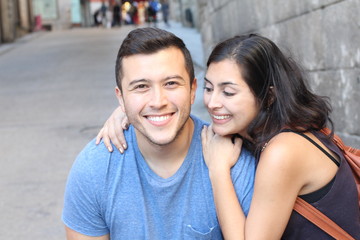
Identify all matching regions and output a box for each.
[201,125,242,174]
[96,106,129,153]
[201,125,246,239]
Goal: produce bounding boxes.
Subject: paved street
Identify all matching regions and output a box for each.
[0,22,209,239]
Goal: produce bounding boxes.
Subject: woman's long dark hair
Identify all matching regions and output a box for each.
[207,34,333,155]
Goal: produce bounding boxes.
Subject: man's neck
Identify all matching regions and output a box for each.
[136,118,194,179]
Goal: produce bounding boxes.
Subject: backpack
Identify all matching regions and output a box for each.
[294,128,360,240]
[320,127,360,206]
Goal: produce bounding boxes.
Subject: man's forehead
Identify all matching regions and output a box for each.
[123,47,185,61]
[122,48,187,73]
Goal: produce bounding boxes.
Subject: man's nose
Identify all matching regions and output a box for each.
[148,87,168,108]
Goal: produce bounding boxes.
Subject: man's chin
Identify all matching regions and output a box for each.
[148,136,176,147]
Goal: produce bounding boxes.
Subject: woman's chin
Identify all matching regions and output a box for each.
[212,125,237,137]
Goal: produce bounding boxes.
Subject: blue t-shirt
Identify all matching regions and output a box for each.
[62,115,255,239]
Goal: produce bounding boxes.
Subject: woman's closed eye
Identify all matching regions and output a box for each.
[204,86,213,93]
[223,91,235,97]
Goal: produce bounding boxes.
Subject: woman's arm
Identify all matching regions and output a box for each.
[201,126,246,240]
[202,128,309,239]
[95,106,129,153]
[245,132,337,239]
[244,139,304,239]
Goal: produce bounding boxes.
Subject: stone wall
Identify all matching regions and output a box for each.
[169,0,200,28]
[197,0,360,147]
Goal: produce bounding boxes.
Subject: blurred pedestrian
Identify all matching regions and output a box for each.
[129,2,139,25]
[100,1,107,24]
[147,0,159,27]
[161,0,170,27]
[112,0,122,27]
[93,9,101,27]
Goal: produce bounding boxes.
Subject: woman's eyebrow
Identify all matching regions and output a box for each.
[204,77,238,87]
[204,77,213,85]
[218,81,237,87]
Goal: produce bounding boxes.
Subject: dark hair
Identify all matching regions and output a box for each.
[115,27,195,90]
[207,34,333,154]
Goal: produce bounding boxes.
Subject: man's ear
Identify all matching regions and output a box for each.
[190,78,197,105]
[115,87,125,112]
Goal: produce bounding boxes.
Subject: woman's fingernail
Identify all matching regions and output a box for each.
[119,148,123,153]
[123,144,127,149]
[108,147,112,152]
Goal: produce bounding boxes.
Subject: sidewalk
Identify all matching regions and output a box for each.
[0,21,209,239]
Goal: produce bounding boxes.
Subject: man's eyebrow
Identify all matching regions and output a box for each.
[128,75,185,87]
[164,75,185,81]
[128,79,149,86]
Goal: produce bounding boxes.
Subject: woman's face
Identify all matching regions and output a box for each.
[203,59,260,138]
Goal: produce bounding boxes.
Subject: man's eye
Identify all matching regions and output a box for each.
[135,84,148,89]
[133,84,149,91]
[166,81,177,86]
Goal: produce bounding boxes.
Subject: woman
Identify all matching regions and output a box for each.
[97,34,360,239]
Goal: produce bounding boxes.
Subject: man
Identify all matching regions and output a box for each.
[62,27,255,239]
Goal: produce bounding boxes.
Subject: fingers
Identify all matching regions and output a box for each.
[121,116,129,130]
[201,125,208,155]
[120,116,129,150]
[102,125,114,152]
[201,125,207,143]
[95,127,104,145]
[233,136,243,146]
[111,118,126,153]
[96,122,113,152]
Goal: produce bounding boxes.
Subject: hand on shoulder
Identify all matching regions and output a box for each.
[201,125,242,175]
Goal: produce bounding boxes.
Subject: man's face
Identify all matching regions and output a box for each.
[116,47,197,146]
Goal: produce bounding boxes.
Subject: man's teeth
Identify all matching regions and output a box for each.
[147,115,170,122]
[212,115,230,120]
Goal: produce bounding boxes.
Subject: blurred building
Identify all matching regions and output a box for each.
[0,0,34,43]
[0,0,92,44]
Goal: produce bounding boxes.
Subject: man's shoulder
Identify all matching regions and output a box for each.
[72,139,113,174]
[76,127,137,167]
[81,138,111,159]
[231,146,256,174]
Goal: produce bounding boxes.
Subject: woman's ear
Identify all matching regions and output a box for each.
[267,86,275,107]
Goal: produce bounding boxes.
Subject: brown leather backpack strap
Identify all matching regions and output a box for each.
[294,197,355,240]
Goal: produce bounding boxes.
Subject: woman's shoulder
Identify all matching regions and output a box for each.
[261,131,308,163]
[257,131,314,180]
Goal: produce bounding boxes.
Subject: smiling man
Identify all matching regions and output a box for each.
[62,28,255,240]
